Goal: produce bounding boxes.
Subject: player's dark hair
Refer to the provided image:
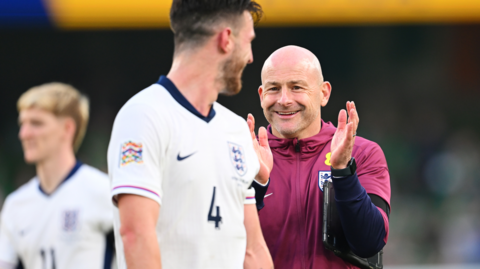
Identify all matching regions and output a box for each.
[170,0,263,53]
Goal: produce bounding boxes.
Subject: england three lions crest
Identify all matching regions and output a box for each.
[318,171,332,191]
[62,210,79,232]
[228,142,247,176]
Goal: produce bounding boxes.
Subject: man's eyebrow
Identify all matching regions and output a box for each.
[264,81,281,86]
[288,80,308,85]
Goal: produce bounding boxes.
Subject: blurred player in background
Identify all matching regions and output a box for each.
[107,0,273,268]
[0,83,115,269]
[251,46,391,268]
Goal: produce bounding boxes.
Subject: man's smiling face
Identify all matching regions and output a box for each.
[259,46,331,139]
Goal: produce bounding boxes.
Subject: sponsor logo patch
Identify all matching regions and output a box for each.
[120,141,143,167]
[318,171,332,191]
[177,152,195,161]
[228,142,247,176]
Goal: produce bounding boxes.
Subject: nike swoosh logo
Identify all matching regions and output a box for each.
[264,193,273,198]
[177,152,196,161]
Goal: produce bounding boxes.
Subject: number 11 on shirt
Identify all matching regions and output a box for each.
[208,187,222,229]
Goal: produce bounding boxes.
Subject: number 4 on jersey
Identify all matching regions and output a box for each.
[208,187,222,229]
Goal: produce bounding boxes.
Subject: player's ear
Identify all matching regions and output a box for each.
[218,27,233,54]
[258,85,264,102]
[63,117,77,145]
[320,81,332,107]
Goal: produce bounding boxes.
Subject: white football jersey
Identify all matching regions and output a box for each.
[108,76,259,269]
[0,163,115,269]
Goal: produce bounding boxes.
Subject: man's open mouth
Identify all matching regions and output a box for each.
[276,111,300,117]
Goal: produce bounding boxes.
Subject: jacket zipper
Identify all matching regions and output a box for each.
[294,138,306,269]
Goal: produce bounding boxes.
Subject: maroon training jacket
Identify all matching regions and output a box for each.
[258,120,391,269]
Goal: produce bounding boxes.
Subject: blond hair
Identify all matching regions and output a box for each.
[17,82,89,151]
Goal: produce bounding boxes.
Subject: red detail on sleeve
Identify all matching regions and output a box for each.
[376,206,389,244]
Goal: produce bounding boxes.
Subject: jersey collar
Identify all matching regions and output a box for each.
[38,160,83,196]
[157,75,216,123]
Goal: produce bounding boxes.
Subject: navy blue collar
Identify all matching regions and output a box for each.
[157,75,216,123]
[38,160,83,196]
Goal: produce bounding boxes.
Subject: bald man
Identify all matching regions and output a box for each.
[247,46,391,269]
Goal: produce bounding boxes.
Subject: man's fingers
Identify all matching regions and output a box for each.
[345,101,359,132]
[347,101,354,124]
[258,126,269,148]
[353,102,359,128]
[247,114,257,141]
[337,109,347,130]
[331,102,357,169]
[349,103,359,132]
[347,122,355,142]
[347,108,354,126]
[247,114,254,133]
[351,109,358,132]
[250,113,256,127]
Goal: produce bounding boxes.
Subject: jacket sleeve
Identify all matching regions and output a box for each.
[332,172,388,258]
[331,141,391,258]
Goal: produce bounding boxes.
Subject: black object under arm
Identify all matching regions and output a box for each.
[368,194,389,218]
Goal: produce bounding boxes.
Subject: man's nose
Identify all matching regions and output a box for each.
[19,124,31,141]
[277,88,293,106]
[247,50,253,64]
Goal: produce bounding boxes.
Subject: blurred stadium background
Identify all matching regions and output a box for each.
[1,0,480,267]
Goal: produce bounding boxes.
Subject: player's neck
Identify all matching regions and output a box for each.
[35,148,77,195]
[167,51,221,117]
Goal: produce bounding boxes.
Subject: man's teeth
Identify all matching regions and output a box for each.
[278,112,296,115]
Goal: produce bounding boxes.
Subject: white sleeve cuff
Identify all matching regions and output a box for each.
[244,196,256,205]
[254,178,269,187]
[244,186,256,204]
[111,185,162,207]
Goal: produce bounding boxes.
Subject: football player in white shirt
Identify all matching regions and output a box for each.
[107,0,273,268]
[0,83,115,269]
